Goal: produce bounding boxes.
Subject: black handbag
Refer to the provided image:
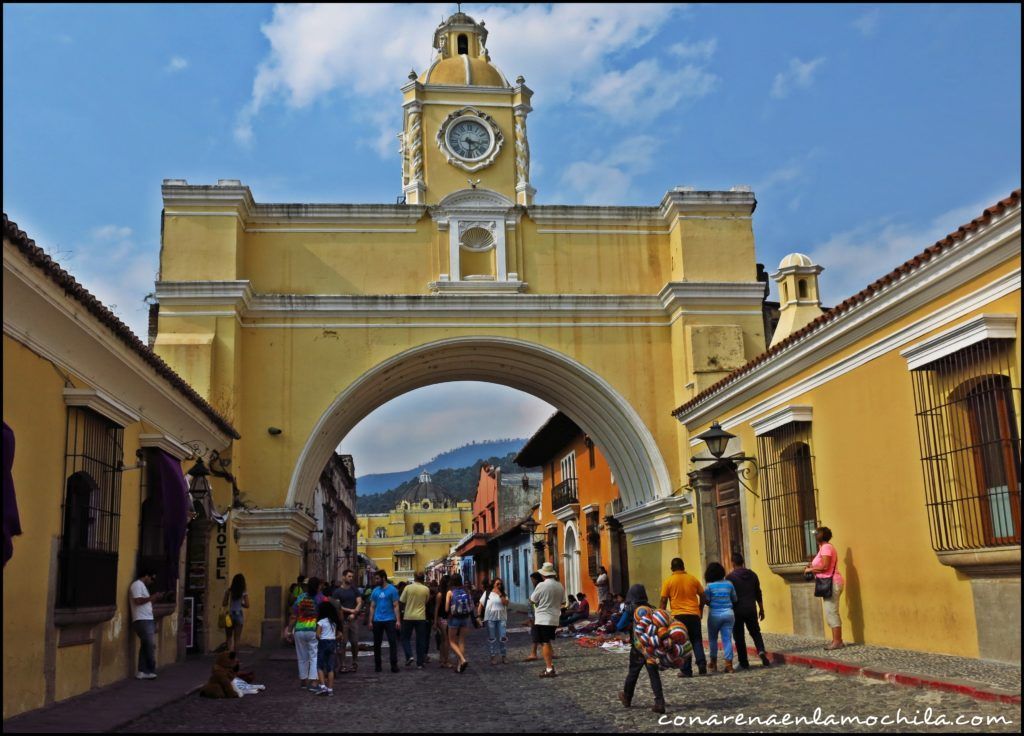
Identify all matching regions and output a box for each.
[813,554,837,599]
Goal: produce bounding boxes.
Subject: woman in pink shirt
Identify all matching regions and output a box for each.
[803,526,845,650]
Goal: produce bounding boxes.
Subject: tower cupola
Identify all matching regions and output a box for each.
[769,253,825,347]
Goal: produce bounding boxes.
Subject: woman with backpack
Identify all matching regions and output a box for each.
[446,573,474,673]
[478,577,509,665]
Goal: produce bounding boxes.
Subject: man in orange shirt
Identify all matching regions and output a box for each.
[660,557,708,677]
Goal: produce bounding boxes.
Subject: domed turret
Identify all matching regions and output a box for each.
[419,12,509,87]
[770,253,825,347]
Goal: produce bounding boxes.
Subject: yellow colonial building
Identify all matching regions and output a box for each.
[674,190,1021,662]
[357,471,473,582]
[3,216,239,718]
[150,8,771,640]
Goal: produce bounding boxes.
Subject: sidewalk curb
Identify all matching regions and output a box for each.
[758,647,1021,705]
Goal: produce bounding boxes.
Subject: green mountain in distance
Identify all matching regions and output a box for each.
[355,448,538,515]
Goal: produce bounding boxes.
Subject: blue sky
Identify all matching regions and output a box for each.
[4,4,1020,475]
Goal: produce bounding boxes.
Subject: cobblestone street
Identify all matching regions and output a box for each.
[117,629,1019,733]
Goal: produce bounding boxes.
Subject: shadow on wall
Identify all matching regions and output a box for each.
[844,547,864,644]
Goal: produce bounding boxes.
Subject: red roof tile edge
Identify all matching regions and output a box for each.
[672,188,1022,419]
[3,213,241,441]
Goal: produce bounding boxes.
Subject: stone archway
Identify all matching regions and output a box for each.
[287,336,673,512]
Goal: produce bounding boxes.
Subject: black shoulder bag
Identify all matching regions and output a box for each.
[813,551,837,599]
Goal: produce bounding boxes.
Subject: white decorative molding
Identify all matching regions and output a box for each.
[544,522,558,530]
[63,388,141,427]
[535,228,669,235]
[528,206,662,228]
[901,314,1017,370]
[751,406,813,436]
[428,280,527,295]
[138,433,195,460]
[581,504,599,515]
[233,507,318,557]
[659,282,767,311]
[553,504,580,524]
[154,281,253,311]
[616,496,691,546]
[659,189,757,221]
[675,207,1020,429]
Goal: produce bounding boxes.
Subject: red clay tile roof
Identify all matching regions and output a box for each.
[3,213,241,440]
[672,188,1022,419]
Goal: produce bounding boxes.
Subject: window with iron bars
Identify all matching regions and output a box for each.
[757,422,819,566]
[58,406,124,609]
[910,338,1021,551]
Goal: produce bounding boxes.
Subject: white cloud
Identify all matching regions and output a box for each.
[805,195,1005,306]
[236,3,691,151]
[853,9,881,37]
[751,148,823,194]
[559,134,660,204]
[582,59,717,121]
[770,57,826,99]
[165,56,188,73]
[338,382,554,476]
[669,38,717,60]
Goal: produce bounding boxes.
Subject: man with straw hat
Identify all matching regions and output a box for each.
[529,562,565,678]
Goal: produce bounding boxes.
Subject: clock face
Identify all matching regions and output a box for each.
[447,120,491,160]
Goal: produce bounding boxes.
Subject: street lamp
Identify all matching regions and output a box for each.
[186,457,213,519]
[695,421,734,459]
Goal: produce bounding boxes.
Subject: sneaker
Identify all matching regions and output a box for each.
[315,686,330,696]
[135,671,148,680]
[759,652,772,667]
[417,665,424,670]
[145,673,158,680]
[406,658,414,667]
[539,668,557,678]
[308,685,322,692]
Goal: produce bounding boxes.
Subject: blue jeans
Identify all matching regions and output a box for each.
[133,619,156,674]
[707,610,736,661]
[485,619,507,657]
[400,619,429,666]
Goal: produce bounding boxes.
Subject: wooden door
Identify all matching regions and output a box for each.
[714,474,744,570]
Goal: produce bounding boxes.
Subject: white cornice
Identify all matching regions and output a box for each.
[63,388,140,427]
[900,313,1017,370]
[751,406,813,436]
[676,215,1020,430]
[616,496,691,546]
[659,190,757,221]
[428,280,528,295]
[528,206,662,227]
[154,281,253,310]
[138,433,195,460]
[233,507,318,557]
[421,84,512,94]
[553,504,580,524]
[659,282,766,311]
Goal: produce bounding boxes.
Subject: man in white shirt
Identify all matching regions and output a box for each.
[529,562,565,678]
[130,570,165,680]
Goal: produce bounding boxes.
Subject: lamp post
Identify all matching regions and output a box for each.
[186,456,213,518]
[691,421,759,497]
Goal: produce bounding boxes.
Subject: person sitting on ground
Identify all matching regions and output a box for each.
[560,592,590,631]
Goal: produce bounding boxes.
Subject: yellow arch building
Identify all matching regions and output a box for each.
[154,11,770,645]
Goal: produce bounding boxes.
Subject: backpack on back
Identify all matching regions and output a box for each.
[450,587,473,617]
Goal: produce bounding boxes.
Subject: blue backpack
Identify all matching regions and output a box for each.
[450,587,473,617]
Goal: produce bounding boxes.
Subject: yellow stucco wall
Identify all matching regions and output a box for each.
[358,502,474,581]
[2,336,195,718]
[682,254,1021,657]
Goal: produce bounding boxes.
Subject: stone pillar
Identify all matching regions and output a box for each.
[403,101,425,205]
[513,102,535,206]
[233,507,317,648]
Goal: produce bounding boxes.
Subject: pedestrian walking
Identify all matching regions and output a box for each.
[369,570,401,673]
[400,572,431,669]
[530,562,565,678]
[595,566,610,609]
[285,576,322,691]
[434,574,452,668]
[704,562,737,673]
[446,573,474,673]
[129,569,165,680]
[659,558,708,677]
[315,600,341,696]
[222,573,249,653]
[478,577,509,664]
[804,526,846,650]
[726,552,770,668]
[617,584,665,714]
[332,568,363,672]
[287,575,306,610]
[523,571,544,662]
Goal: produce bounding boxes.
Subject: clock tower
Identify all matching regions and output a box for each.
[401,11,534,207]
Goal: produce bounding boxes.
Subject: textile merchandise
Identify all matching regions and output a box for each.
[632,606,692,668]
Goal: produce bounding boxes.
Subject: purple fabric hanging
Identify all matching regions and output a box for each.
[3,422,22,566]
[153,449,189,585]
